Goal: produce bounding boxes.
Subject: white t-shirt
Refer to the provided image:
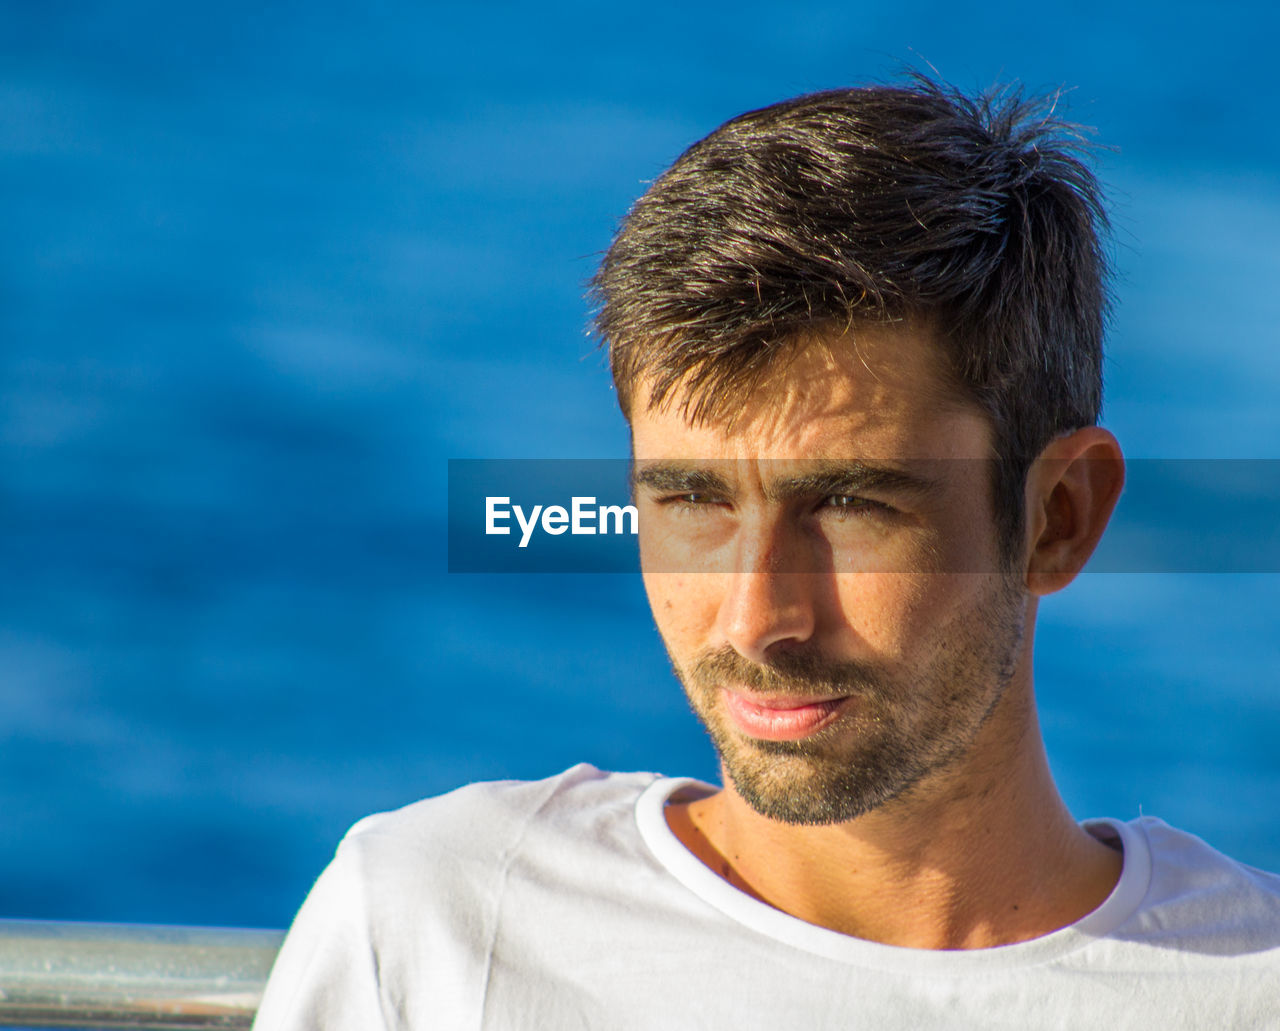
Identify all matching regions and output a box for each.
[253,764,1280,1029]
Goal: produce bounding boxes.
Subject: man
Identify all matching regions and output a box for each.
[254,78,1280,1028]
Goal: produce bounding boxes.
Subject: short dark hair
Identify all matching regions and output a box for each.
[591,76,1110,558]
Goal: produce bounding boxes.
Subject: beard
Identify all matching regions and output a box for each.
[669,575,1027,826]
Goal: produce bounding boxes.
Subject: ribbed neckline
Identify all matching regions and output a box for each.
[634,776,1151,974]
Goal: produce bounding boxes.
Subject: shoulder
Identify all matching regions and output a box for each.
[343,762,659,848]
[334,763,661,895]
[254,765,665,1029]
[1117,816,1280,952]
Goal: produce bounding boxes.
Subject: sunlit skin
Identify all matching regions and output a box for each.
[631,324,1126,950]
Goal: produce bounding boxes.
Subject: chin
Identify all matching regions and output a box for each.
[710,721,927,826]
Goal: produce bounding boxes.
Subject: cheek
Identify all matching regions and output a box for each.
[830,573,964,653]
[641,572,704,647]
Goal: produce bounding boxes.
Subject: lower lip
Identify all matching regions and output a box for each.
[721,691,849,741]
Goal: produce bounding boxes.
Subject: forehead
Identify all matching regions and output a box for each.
[629,323,992,462]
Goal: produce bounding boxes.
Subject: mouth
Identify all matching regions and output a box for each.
[719,688,852,741]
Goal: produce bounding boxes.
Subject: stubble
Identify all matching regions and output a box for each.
[671,575,1027,825]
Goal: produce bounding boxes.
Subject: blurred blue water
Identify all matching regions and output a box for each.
[2,1,1279,928]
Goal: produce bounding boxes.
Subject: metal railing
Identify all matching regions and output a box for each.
[0,919,283,1029]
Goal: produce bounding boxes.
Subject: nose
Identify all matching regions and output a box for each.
[715,521,818,665]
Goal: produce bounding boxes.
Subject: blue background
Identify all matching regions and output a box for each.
[2,1,1278,929]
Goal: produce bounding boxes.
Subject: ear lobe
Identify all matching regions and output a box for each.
[1024,427,1125,596]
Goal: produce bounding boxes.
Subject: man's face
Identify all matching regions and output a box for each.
[631,327,1030,825]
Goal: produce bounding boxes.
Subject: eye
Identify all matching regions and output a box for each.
[820,495,886,520]
[666,492,727,510]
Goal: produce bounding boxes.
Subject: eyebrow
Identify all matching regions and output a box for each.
[631,461,943,502]
[632,465,734,497]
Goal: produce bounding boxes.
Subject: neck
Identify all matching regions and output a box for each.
[666,679,1122,950]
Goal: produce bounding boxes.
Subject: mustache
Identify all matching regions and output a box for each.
[686,647,887,698]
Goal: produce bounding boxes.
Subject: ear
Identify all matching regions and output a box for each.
[1023,427,1125,596]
